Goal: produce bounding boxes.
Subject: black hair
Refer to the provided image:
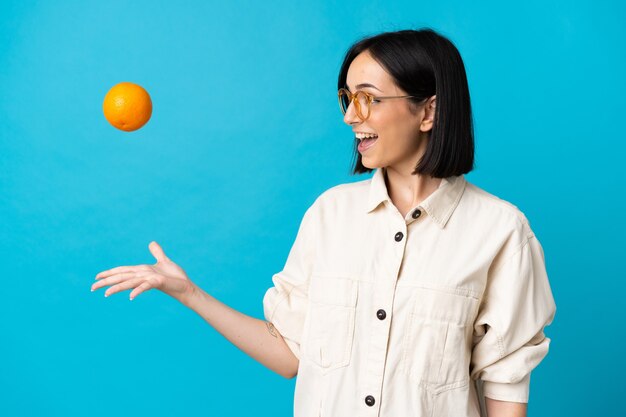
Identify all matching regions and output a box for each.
[338,28,475,177]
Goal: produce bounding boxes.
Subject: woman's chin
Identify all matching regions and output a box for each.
[361,159,382,170]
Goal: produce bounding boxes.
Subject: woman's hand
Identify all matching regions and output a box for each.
[92,241,195,302]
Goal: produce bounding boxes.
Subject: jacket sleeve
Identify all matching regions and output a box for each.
[262,199,318,360]
[470,220,557,403]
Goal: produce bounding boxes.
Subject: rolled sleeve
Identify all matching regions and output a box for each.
[470,225,557,403]
[262,200,318,360]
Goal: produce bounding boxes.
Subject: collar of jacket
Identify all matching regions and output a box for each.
[366,166,467,229]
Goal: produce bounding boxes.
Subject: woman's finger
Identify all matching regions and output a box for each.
[91,271,149,292]
[95,266,133,280]
[95,265,151,280]
[148,241,170,263]
[129,280,155,300]
[104,277,146,297]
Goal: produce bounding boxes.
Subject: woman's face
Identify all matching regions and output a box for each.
[343,50,436,171]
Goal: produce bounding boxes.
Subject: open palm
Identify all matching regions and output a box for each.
[92,241,195,301]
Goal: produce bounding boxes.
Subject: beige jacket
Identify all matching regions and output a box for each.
[264,167,556,417]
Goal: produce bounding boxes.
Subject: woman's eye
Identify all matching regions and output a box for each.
[372,99,381,103]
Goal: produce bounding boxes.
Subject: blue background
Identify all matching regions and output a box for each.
[1,0,624,416]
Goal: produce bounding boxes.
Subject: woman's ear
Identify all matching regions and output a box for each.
[420,95,436,132]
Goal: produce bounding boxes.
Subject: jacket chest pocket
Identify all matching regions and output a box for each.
[305,275,358,374]
[401,287,479,394]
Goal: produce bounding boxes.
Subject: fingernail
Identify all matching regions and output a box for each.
[129,297,134,301]
[104,293,108,297]
[91,289,94,292]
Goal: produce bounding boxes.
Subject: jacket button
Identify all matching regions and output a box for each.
[412,209,422,219]
[376,309,386,320]
[365,395,375,406]
[394,231,404,241]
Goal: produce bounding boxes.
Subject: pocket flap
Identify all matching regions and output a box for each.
[410,287,479,326]
[309,276,358,307]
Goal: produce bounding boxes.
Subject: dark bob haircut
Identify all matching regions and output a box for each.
[338,28,475,178]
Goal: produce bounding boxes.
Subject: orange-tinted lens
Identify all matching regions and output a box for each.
[355,91,370,120]
[338,89,369,120]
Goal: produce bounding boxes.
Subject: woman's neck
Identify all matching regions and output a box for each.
[383,166,442,212]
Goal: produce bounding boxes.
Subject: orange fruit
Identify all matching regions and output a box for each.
[103,82,152,131]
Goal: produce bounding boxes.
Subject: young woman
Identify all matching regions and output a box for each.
[92,28,556,417]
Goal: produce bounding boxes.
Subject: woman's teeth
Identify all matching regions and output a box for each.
[355,132,378,140]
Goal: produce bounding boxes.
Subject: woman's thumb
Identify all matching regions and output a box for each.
[149,241,169,262]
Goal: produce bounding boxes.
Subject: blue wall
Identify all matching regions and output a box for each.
[1,1,623,415]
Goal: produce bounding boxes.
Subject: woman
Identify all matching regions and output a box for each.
[92,28,556,417]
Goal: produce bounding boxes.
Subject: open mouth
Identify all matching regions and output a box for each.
[357,135,378,152]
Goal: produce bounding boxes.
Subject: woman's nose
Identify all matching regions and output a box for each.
[343,101,361,125]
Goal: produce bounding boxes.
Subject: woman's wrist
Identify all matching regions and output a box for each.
[178,281,200,306]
